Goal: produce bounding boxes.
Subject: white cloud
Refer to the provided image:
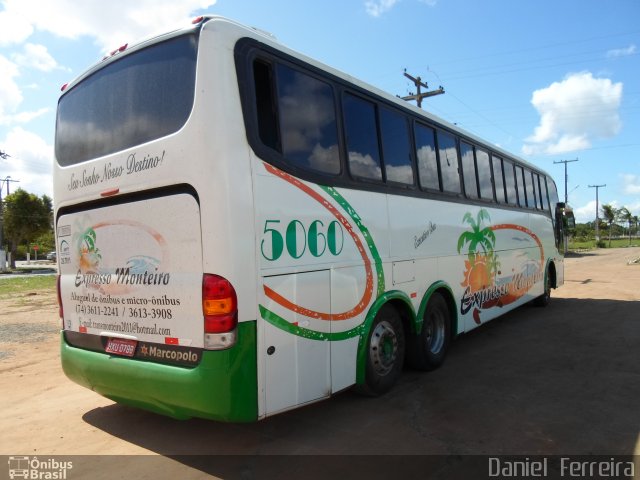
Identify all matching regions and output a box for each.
[523,72,623,155]
[0,7,34,46]
[621,173,640,195]
[574,200,597,223]
[606,44,636,58]
[12,43,59,72]
[365,0,400,17]
[0,0,216,52]
[0,55,23,122]
[0,127,53,197]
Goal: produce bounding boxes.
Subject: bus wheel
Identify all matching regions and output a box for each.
[407,292,450,371]
[534,268,551,307]
[357,304,405,396]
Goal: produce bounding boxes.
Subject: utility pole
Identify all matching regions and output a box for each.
[2,176,19,195]
[553,158,579,206]
[401,69,444,108]
[588,184,606,243]
[0,151,10,269]
[553,158,578,254]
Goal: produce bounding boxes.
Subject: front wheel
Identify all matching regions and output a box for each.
[356,304,405,396]
[407,292,451,371]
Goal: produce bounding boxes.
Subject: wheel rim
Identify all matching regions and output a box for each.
[425,309,445,355]
[369,320,398,376]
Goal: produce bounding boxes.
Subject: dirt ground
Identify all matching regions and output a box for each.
[0,248,638,478]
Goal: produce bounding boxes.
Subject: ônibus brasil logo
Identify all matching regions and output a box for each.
[7,456,73,479]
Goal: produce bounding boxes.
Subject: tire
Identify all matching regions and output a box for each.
[534,268,551,307]
[407,292,451,371]
[356,304,405,396]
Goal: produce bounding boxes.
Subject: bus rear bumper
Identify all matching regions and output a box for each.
[60,321,258,422]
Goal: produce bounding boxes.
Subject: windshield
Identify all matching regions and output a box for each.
[55,34,198,166]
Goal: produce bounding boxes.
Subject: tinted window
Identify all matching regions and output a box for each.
[504,160,517,205]
[492,155,506,203]
[515,166,527,207]
[254,60,279,150]
[344,94,382,181]
[523,169,535,208]
[56,34,198,166]
[380,107,413,184]
[276,64,340,174]
[476,148,493,200]
[415,124,440,190]
[540,176,550,211]
[548,179,559,220]
[461,142,478,199]
[532,172,541,209]
[438,131,460,193]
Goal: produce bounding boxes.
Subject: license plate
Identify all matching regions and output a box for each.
[105,338,137,357]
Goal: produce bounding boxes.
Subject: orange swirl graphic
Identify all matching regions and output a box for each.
[262,163,374,321]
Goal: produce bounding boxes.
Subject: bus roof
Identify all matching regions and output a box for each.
[59,15,550,179]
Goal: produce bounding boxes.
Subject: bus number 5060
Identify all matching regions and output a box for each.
[261,219,344,261]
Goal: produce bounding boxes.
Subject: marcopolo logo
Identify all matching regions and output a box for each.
[7,456,73,479]
[137,343,202,366]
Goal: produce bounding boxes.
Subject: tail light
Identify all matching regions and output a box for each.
[203,274,237,349]
[56,274,64,327]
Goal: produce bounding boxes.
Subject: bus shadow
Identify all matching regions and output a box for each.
[82,296,640,477]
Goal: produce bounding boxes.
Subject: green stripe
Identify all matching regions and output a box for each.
[259,305,366,341]
[321,185,385,295]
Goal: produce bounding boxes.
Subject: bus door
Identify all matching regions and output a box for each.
[261,270,331,415]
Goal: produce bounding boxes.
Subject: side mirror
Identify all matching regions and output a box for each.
[564,207,576,229]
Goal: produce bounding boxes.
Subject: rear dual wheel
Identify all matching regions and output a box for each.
[357,304,405,396]
[407,292,451,371]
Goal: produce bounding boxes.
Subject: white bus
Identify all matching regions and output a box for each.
[55,16,573,422]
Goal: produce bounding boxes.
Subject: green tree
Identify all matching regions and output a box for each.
[618,207,633,245]
[3,188,53,268]
[601,204,618,248]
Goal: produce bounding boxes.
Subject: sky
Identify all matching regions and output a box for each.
[0,0,638,223]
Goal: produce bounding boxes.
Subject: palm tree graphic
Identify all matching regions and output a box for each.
[458,209,500,290]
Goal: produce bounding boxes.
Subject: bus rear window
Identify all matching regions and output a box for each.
[55,34,198,166]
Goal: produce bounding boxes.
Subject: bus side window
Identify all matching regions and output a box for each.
[414,123,440,191]
[503,159,517,205]
[275,63,340,175]
[540,176,550,212]
[531,172,541,209]
[523,168,535,209]
[379,107,414,185]
[460,141,478,199]
[515,165,527,208]
[476,148,493,200]
[343,93,383,181]
[437,131,461,194]
[492,155,506,203]
[253,60,280,151]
